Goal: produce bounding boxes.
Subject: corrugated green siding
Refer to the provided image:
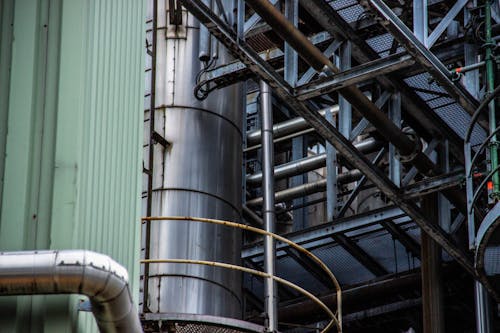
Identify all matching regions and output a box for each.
[0,0,145,332]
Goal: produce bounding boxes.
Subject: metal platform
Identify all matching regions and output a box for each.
[142,313,268,333]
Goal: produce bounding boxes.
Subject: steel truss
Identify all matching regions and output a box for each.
[177,0,498,293]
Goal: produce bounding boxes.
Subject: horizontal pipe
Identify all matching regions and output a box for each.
[0,250,142,333]
[246,106,338,146]
[247,138,381,185]
[247,170,362,207]
[245,128,316,153]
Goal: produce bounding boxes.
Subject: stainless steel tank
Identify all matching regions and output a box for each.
[146,0,243,318]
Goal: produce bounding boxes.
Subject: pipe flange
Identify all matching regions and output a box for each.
[397,129,422,163]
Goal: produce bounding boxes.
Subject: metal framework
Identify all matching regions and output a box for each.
[144,0,500,331]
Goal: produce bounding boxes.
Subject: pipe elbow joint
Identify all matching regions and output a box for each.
[397,129,422,163]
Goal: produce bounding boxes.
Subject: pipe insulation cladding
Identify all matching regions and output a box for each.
[145,0,243,318]
[0,250,142,333]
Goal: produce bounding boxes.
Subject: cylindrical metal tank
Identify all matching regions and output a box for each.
[146,1,243,318]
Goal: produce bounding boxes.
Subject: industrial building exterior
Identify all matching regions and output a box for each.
[0,0,499,332]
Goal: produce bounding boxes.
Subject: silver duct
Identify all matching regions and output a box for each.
[246,169,363,207]
[0,250,142,333]
[246,138,381,186]
[246,106,338,146]
[146,0,243,318]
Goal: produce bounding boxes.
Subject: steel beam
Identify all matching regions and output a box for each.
[380,220,421,259]
[420,193,445,333]
[205,31,333,88]
[244,0,278,34]
[283,247,333,288]
[243,205,407,259]
[180,0,486,291]
[427,0,469,48]
[389,93,402,187]
[362,0,481,118]
[343,298,421,323]
[332,233,390,276]
[277,270,422,322]
[300,0,466,162]
[403,170,464,199]
[295,54,414,100]
[337,148,386,218]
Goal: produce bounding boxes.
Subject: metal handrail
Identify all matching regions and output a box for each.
[141,215,343,332]
[471,164,500,209]
[464,85,500,249]
[468,125,500,176]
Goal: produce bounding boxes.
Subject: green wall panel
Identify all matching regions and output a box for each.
[0,0,145,331]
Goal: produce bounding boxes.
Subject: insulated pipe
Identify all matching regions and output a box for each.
[246,106,338,146]
[247,170,363,207]
[244,0,438,175]
[247,138,381,186]
[260,80,278,331]
[0,250,142,333]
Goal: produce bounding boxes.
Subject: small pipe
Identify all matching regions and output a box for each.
[243,204,264,226]
[245,128,316,153]
[451,61,485,74]
[246,169,363,207]
[0,250,142,333]
[198,0,212,61]
[246,106,338,146]
[247,138,381,186]
[260,80,278,332]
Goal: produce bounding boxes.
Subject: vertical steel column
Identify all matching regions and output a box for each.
[463,0,480,249]
[421,193,445,333]
[338,42,352,138]
[413,0,428,46]
[261,80,278,332]
[285,0,306,230]
[475,281,493,333]
[464,0,480,98]
[326,108,338,221]
[484,0,499,197]
[413,8,444,331]
[438,141,451,232]
[284,0,298,85]
[389,93,401,187]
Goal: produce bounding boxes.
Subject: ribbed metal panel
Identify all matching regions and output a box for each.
[0,0,144,331]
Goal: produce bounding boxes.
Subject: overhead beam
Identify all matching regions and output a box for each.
[294,54,414,100]
[243,205,408,259]
[403,170,464,199]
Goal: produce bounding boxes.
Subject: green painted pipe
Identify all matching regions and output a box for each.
[485,0,499,198]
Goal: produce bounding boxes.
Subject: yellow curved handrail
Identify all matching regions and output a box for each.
[142,215,342,332]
